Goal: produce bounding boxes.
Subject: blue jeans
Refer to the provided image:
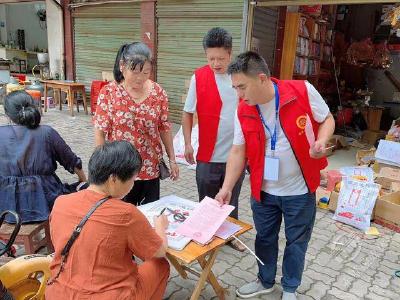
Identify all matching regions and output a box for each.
[251,192,316,293]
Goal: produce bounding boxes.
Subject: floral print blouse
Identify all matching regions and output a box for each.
[94,80,171,180]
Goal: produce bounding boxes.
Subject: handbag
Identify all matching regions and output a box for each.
[159,158,170,180]
[47,196,110,285]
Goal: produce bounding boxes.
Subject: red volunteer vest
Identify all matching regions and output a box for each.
[195,65,223,162]
[238,78,328,201]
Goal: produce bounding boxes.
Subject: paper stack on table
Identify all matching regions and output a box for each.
[138,195,198,251]
[215,220,242,240]
[176,197,235,245]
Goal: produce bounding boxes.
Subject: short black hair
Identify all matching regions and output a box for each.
[4,91,41,129]
[203,27,232,51]
[88,141,142,185]
[228,51,271,77]
[113,42,152,83]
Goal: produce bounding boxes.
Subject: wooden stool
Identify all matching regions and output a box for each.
[0,221,53,255]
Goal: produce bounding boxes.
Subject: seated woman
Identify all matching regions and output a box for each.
[0,91,86,223]
[46,141,170,300]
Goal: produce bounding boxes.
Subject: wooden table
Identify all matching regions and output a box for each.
[41,80,88,116]
[166,217,252,300]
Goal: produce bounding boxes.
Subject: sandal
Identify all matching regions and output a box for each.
[228,240,246,252]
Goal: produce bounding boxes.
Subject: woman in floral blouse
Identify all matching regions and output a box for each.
[94,42,179,205]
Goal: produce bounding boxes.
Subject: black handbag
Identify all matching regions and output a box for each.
[159,158,170,180]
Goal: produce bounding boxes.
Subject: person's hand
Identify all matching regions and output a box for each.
[154,214,169,231]
[169,161,179,181]
[309,139,327,159]
[215,188,232,206]
[184,144,195,165]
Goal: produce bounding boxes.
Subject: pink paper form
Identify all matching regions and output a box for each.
[176,196,234,245]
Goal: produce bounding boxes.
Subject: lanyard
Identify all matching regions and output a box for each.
[256,83,280,153]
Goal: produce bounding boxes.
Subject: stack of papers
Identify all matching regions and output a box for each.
[176,197,236,245]
[138,195,243,250]
[138,195,198,250]
[215,220,242,239]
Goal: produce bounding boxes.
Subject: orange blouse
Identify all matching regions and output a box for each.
[46,190,162,299]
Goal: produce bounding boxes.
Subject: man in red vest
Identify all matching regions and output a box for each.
[216,52,335,300]
[182,27,245,252]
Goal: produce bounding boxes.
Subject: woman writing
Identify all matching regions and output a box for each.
[94,42,179,206]
[46,141,170,299]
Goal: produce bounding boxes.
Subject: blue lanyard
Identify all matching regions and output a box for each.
[256,83,280,152]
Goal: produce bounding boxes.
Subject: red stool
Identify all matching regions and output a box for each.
[326,170,342,192]
[11,73,26,84]
[90,81,108,114]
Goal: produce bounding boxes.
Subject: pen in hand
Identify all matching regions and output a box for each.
[158,207,167,216]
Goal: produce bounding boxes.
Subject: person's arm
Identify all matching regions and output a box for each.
[94,128,106,146]
[215,110,246,205]
[93,85,111,147]
[158,85,179,180]
[152,215,169,258]
[160,130,179,180]
[74,167,87,182]
[215,144,246,205]
[310,113,335,158]
[128,209,169,260]
[305,81,335,158]
[182,74,197,164]
[182,112,195,164]
[48,127,87,181]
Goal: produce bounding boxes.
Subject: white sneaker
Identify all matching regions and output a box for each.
[282,291,297,300]
[236,279,275,298]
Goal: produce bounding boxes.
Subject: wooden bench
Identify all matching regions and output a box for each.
[0,221,53,255]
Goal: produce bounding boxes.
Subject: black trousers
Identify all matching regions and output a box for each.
[196,161,245,219]
[124,178,160,206]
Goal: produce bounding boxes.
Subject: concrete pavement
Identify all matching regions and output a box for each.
[1,107,399,300]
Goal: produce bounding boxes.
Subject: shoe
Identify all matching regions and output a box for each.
[236,279,275,298]
[282,291,297,300]
[228,240,246,252]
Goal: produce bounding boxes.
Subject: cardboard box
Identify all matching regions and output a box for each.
[330,135,349,149]
[316,186,331,207]
[328,191,339,212]
[374,191,400,227]
[374,166,400,192]
[361,130,386,145]
[356,148,376,165]
[392,182,400,192]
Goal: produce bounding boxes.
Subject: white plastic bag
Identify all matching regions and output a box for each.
[173,125,199,167]
[333,178,380,231]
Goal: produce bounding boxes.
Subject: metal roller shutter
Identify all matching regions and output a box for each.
[252,7,279,70]
[156,0,245,123]
[256,0,394,6]
[73,2,141,88]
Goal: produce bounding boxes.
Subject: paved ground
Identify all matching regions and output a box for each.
[1,107,400,300]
